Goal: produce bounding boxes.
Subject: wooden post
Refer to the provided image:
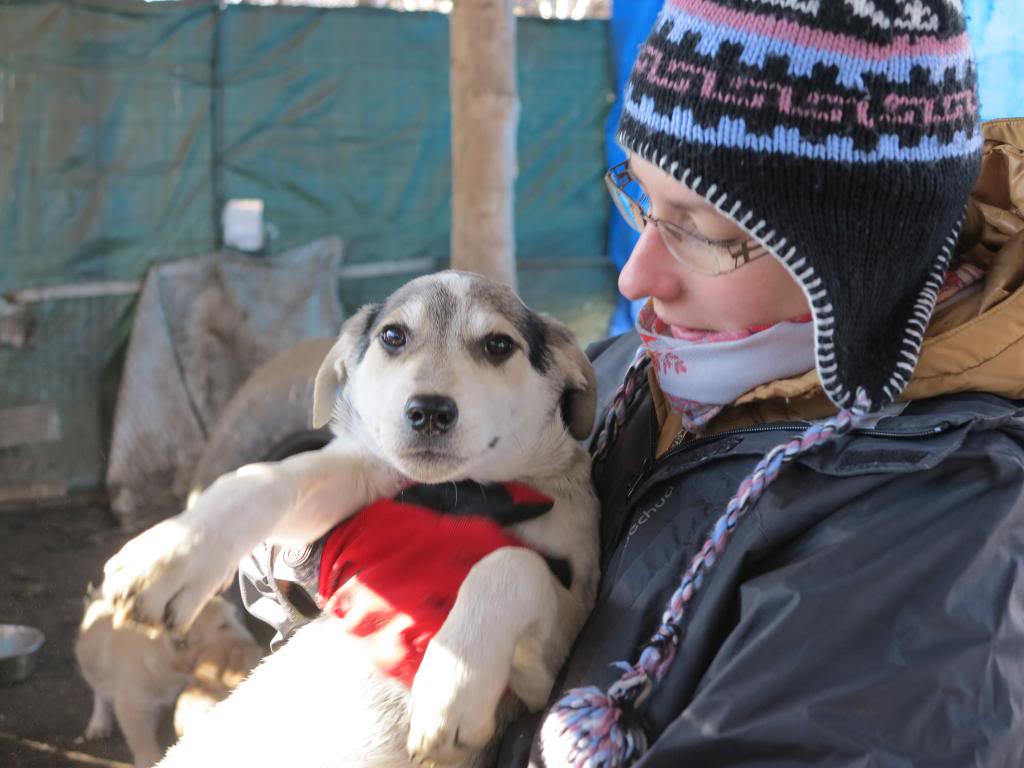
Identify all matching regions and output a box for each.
[449,0,519,288]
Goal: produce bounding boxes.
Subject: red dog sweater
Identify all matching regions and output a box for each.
[317,482,557,688]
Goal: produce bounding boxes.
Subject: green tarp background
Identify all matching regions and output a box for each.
[0,0,615,500]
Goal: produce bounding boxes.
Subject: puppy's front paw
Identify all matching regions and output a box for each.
[101,517,232,632]
[406,642,504,766]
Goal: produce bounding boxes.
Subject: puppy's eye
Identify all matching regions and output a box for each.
[483,333,516,360]
[380,325,406,350]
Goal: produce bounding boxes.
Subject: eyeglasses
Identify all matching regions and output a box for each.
[605,160,769,276]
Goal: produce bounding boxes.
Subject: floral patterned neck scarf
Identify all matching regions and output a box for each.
[636,300,815,433]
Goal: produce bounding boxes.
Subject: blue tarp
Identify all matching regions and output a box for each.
[966,0,1024,122]
[606,0,661,334]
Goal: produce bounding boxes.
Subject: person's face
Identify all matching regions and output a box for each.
[617,155,810,333]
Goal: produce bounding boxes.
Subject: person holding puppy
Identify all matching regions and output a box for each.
[236,0,1023,765]
[509,0,1024,766]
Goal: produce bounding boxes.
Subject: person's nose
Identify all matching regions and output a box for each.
[618,225,684,302]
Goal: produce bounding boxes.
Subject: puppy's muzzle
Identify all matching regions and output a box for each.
[404,394,459,435]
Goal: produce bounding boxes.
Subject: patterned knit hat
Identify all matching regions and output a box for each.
[617,0,981,411]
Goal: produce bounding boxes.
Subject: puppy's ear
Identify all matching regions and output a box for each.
[312,341,347,429]
[312,302,381,428]
[542,315,597,441]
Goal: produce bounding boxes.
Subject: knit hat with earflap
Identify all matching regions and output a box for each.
[540,1,981,766]
[618,0,981,411]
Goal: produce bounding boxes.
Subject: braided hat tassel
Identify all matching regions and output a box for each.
[592,348,651,462]
[542,386,871,768]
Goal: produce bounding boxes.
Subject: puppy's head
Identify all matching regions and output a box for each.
[313,271,596,483]
[172,597,257,673]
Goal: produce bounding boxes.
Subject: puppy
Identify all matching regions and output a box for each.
[75,592,262,767]
[100,271,601,767]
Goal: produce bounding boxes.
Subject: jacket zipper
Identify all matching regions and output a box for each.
[624,420,953,500]
[624,457,651,499]
[865,423,951,439]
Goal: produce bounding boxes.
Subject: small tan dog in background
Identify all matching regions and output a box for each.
[75,591,263,767]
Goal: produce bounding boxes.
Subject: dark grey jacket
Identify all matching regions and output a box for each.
[499,331,1024,767]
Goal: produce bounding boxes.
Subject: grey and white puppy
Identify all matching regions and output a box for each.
[101,271,601,768]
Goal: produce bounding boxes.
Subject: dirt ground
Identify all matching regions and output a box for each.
[0,502,136,767]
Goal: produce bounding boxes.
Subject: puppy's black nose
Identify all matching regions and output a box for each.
[404,395,458,434]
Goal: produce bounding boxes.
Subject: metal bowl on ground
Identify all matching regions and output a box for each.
[0,624,45,685]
